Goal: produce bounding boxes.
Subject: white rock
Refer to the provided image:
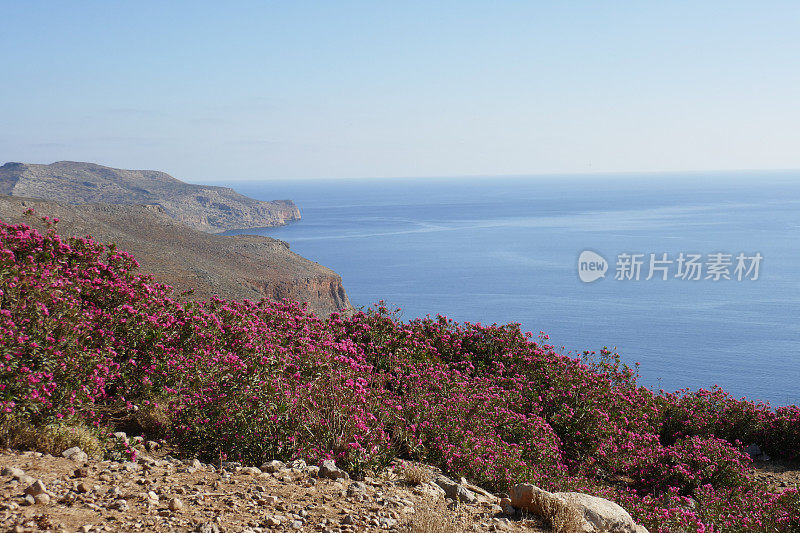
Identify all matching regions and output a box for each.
[169,497,183,511]
[556,492,650,533]
[260,459,286,473]
[433,474,475,503]
[261,495,279,505]
[319,460,348,480]
[510,483,649,533]
[62,447,88,462]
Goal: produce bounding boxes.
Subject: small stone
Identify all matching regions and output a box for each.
[79,526,93,533]
[73,467,90,478]
[264,516,281,527]
[320,460,348,480]
[112,499,130,511]
[17,474,36,485]
[169,497,184,511]
[261,495,279,505]
[347,481,368,494]
[23,494,36,505]
[2,466,25,478]
[24,479,47,496]
[241,466,262,475]
[289,459,307,470]
[433,474,475,503]
[379,517,397,528]
[35,493,51,505]
[77,481,91,493]
[260,460,286,473]
[62,446,89,462]
[342,514,355,525]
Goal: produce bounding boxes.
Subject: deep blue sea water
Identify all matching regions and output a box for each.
[218,172,800,406]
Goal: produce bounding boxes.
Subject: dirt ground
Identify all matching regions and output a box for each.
[0,448,549,533]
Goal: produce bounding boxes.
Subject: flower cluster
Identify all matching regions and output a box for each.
[1,218,798,532]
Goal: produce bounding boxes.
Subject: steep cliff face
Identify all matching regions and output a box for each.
[0,196,350,316]
[0,161,300,233]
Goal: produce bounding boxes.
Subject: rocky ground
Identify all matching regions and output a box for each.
[3,440,798,533]
[752,458,800,492]
[0,443,549,533]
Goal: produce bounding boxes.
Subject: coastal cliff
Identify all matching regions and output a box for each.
[0,161,300,233]
[0,196,350,315]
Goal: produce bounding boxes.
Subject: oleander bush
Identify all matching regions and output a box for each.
[1,216,799,532]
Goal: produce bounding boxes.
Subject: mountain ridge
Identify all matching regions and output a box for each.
[0,161,300,233]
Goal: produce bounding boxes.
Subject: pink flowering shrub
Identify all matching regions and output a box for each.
[640,435,752,496]
[1,218,799,531]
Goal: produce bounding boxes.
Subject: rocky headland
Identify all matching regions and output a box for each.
[0,196,349,316]
[0,162,300,234]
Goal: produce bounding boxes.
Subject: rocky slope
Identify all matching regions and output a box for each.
[0,447,549,533]
[0,196,349,316]
[0,162,300,234]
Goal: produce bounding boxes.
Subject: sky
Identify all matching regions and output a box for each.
[2,1,800,181]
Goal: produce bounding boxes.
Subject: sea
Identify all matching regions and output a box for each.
[218,172,800,407]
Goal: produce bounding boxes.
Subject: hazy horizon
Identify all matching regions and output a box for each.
[3,160,800,185]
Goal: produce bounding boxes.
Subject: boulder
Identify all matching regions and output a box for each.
[511,483,649,533]
[510,483,551,516]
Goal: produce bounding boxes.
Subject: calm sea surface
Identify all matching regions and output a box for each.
[219,172,800,406]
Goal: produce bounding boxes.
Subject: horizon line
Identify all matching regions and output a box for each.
[3,160,800,184]
[211,166,800,183]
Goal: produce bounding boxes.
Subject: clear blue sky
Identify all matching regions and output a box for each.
[2,1,799,181]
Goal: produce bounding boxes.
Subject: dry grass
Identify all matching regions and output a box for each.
[134,399,172,435]
[532,491,585,533]
[0,416,104,458]
[405,497,470,533]
[401,461,433,485]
